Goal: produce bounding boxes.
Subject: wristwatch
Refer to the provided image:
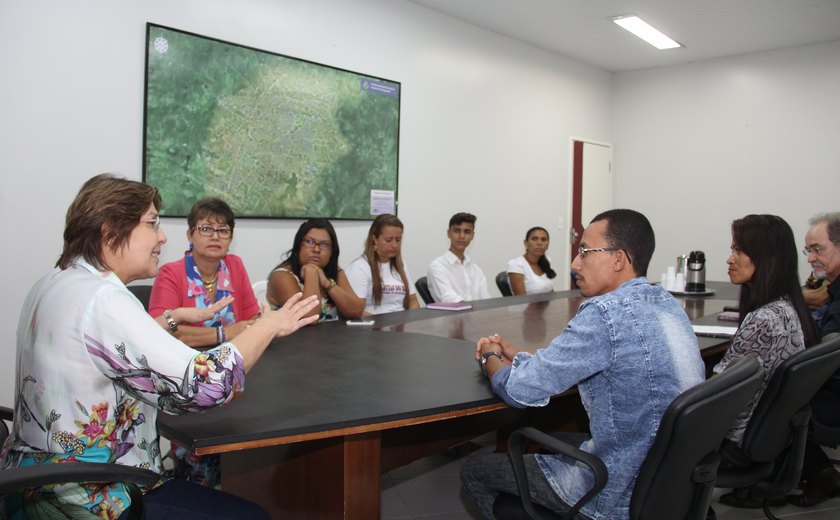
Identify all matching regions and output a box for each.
[163,310,178,334]
[480,351,503,377]
[326,278,338,292]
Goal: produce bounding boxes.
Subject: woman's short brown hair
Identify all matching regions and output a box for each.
[187,198,235,231]
[57,174,162,270]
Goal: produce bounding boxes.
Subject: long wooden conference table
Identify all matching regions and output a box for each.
[157,281,739,519]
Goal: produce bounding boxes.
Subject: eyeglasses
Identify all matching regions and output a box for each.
[578,246,633,264]
[302,237,332,250]
[194,225,232,238]
[139,215,160,231]
[803,245,827,257]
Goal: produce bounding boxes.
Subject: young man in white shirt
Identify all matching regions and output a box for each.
[427,212,491,303]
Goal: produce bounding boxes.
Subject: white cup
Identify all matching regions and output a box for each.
[675,273,685,291]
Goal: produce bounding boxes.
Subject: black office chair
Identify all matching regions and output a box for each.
[714,333,840,520]
[0,405,10,448]
[496,271,513,297]
[0,405,159,520]
[808,333,840,463]
[127,284,153,311]
[810,391,840,468]
[415,276,435,305]
[493,356,764,520]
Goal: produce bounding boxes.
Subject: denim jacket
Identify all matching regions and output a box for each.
[492,277,705,520]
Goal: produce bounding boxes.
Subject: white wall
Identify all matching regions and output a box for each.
[0,0,611,406]
[612,40,840,283]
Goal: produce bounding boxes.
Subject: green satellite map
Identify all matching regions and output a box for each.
[144,25,399,219]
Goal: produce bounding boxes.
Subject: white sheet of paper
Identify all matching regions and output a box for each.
[692,324,737,337]
[370,190,395,215]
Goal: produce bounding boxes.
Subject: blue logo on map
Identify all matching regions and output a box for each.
[361,78,399,98]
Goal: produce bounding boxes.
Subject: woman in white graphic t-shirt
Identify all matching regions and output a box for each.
[346,214,420,315]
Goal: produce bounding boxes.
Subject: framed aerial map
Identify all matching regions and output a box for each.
[143,23,400,219]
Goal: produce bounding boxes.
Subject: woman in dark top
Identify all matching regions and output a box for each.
[267,219,363,321]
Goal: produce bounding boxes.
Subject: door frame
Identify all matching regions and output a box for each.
[566,137,613,289]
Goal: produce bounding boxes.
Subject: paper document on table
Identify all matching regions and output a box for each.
[692,325,737,338]
[426,302,473,311]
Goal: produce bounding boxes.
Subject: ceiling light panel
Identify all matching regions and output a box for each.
[611,15,682,50]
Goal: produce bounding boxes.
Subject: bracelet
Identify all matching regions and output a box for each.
[326,278,337,292]
[480,351,503,377]
[163,310,178,334]
[216,325,226,345]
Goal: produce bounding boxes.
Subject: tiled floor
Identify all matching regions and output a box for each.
[381,437,840,520]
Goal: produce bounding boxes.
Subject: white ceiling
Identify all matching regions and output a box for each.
[405,0,840,72]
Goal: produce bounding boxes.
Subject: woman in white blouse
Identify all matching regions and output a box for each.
[507,226,557,295]
[0,174,319,519]
[346,214,420,314]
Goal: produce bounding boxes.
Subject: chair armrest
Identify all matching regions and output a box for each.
[0,462,160,493]
[508,427,608,520]
[0,463,160,520]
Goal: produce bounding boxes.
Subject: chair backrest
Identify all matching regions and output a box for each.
[496,271,512,297]
[630,357,764,519]
[415,276,434,305]
[741,333,840,462]
[127,285,153,311]
[0,406,11,449]
[252,280,268,307]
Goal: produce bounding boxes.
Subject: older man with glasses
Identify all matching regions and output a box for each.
[789,212,840,508]
[803,212,840,335]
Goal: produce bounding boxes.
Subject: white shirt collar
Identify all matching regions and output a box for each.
[444,249,471,265]
[72,256,127,288]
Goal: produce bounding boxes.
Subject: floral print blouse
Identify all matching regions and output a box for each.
[183,251,236,327]
[0,258,246,518]
[713,297,806,445]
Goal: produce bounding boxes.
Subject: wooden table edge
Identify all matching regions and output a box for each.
[190,402,509,455]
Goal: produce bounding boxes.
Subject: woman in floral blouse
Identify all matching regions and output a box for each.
[714,215,821,511]
[0,174,319,519]
[715,215,821,447]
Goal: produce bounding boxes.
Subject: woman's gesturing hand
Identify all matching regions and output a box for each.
[262,292,321,336]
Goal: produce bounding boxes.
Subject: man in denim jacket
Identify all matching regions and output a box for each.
[462,209,705,520]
